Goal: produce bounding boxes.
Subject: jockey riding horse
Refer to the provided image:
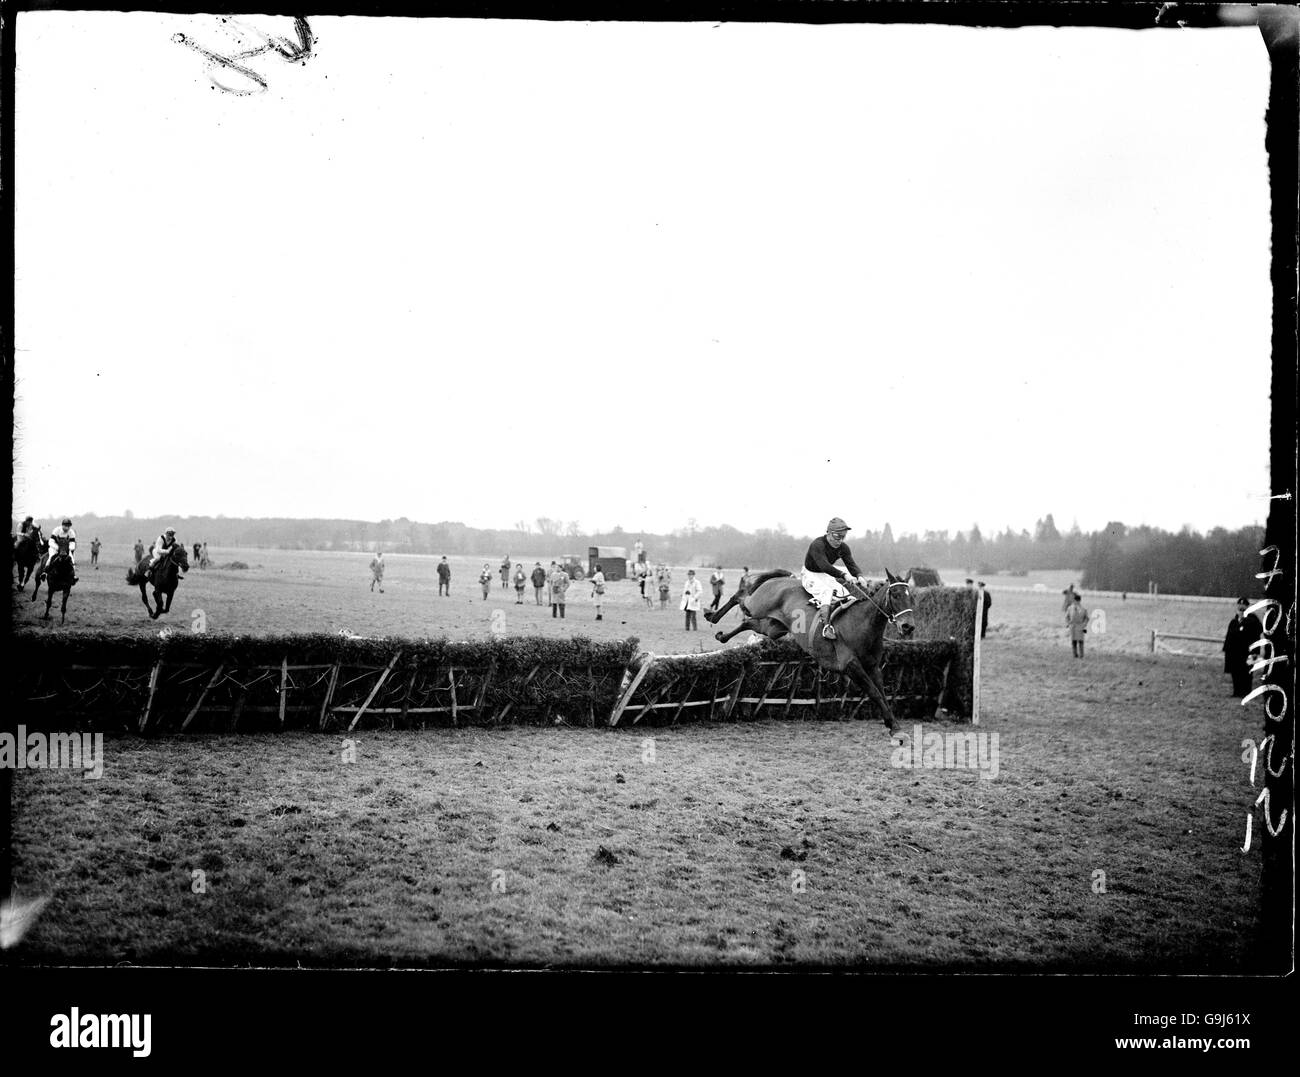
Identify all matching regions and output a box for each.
[801,517,872,640]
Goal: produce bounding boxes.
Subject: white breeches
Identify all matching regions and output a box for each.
[800,568,849,608]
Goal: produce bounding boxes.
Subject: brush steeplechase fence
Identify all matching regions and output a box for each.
[9,589,981,732]
[607,637,966,727]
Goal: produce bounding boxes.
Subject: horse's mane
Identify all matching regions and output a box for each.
[746,569,793,591]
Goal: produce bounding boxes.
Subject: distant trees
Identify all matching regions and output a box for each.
[42,510,1265,596]
[1080,523,1264,597]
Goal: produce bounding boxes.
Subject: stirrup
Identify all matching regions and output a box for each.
[821,618,838,640]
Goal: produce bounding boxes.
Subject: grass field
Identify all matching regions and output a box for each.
[13,544,1239,659]
[7,546,1267,969]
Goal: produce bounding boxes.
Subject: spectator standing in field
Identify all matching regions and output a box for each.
[370,551,385,592]
[200,542,210,569]
[681,569,703,631]
[513,563,527,604]
[1061,584,1076,614]
[90,537,101,569]
[1223,597,1263,698]
[134,539,146,564]
[709,566,726,611]
[550,565,569,618]
[479,563,493,600]
[643,567,655,608]
[658,566,671,610]
[978,581,992,638]
[500,556,511,589]
[590,566,606,621]
[1066,592,1089,658]
[530,562,547,605]
[437,556,451,595]
[738,566,752,592]
[193,542,202,563]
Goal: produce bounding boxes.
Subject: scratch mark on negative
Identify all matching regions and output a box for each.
[174,16,314,96]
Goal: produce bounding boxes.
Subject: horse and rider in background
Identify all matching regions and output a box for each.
[30,518,79,624]
[127,527,189,619]
[13,518,45,591]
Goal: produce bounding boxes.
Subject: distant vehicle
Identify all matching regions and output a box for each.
[561,555,585,580]
[588,546,629,581]
[906,566,944,587]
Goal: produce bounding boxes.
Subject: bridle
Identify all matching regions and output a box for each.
[861,579,913,628]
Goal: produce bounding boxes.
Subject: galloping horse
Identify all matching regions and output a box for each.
[32,552,75,624]
[13,526,44,591]
[704,568,916,740]
[129,545,189,619]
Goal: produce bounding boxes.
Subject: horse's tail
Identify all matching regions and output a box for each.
[746,568,793,592]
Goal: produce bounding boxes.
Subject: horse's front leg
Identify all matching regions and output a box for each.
[44,591,54,620]
[61,589,69,625]
[30,572,43,603]
[163,589,175,614]
[844,656,906,740]
[141,582,157,618]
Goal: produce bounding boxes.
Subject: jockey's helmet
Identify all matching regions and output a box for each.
[826,517,850,533]
[62,517,72,527]
[166,527,176,536]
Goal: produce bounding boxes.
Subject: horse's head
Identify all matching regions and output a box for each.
[882,568,916,638]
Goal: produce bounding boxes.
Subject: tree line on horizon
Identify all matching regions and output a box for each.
[18,512,1263,597]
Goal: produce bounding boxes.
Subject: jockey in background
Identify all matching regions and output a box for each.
[146,527,181,573]
[801,517,871,640]
[47,517,79,584]
[19,516,35,536]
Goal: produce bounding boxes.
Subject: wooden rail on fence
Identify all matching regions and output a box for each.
[1150,630,1223,655]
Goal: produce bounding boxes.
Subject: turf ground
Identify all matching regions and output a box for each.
[7,546,1265,968]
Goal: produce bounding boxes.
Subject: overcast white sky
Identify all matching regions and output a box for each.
[13,14,1273,537]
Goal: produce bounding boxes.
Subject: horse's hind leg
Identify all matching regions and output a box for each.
[703,589,745,625]
[715,617,788,644]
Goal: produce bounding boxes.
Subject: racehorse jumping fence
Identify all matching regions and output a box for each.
[9,590,980,732]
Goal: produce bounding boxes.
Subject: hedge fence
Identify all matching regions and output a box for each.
[7,588,978,733]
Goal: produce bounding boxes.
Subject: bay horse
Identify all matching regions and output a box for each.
[704,568,916,740]
[13,526,44,591]
[129,545,189,619]
[31,552,75,624]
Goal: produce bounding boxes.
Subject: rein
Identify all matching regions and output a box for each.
[860,580,913,627]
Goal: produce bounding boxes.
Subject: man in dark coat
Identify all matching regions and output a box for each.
[1223,597,1263,697]
[978,581,992,639]
[436,556,451,596]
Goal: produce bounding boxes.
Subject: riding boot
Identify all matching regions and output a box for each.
[821,601,839,640]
